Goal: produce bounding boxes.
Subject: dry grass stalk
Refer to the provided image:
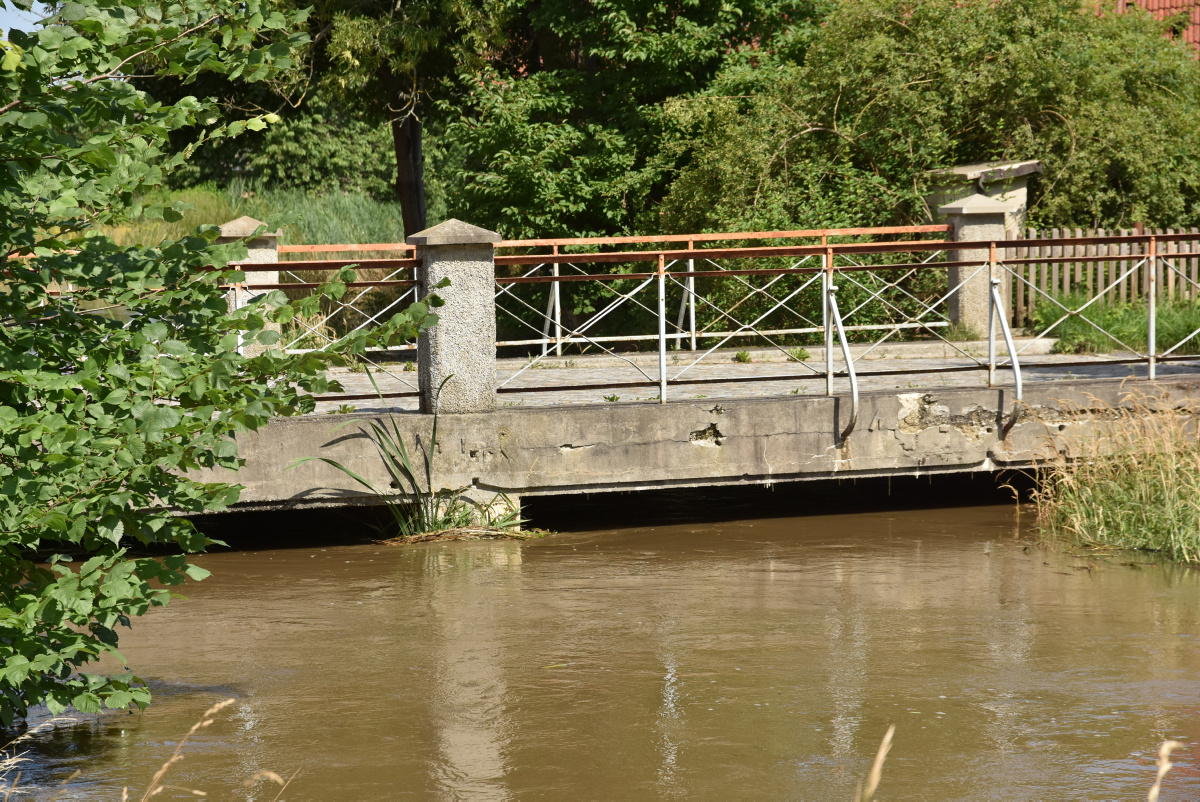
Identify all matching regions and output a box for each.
[1148,739,1185,802]
[1033,390,1200,563]
[139,698,236,800]
[854,724,895,802]
[244,767,300,801]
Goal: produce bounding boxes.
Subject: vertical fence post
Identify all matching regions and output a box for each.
[824,248,834,397]
[657,253,668,404]
[988,241,997,388]
[1149,235,1157,381]
[688,241,697,351]
[407,219,501,414]
[217,216,279,358]
[673,240,696,351]
[541,275,553,356]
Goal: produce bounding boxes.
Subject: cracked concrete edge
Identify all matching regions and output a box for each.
[196,376,1200,510]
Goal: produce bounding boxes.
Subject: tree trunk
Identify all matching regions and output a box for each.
[391,113,427,237]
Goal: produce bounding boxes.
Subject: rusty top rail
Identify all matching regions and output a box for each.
[495,224,952,250]
[268,224,952,257]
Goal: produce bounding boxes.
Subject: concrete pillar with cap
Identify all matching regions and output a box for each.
[407,219,502,414]
[941,194,1022,335]
[217,216,280,358]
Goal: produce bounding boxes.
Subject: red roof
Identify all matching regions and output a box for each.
[1119,0,1200,49]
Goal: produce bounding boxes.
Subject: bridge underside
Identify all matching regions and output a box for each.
[200,375,1200,511]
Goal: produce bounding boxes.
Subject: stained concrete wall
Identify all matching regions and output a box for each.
[197,377,1200,510]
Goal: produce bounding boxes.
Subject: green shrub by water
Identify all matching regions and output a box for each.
[1034,393,1200,563]
[1028,293,1200,355]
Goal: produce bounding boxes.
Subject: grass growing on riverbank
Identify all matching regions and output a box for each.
[1029,293,1200,355]
[1033,393,1200,563]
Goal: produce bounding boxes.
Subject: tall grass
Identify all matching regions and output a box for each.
[1033,392,1200,563]
[99,183,407,248]
[1029,293,1200,355]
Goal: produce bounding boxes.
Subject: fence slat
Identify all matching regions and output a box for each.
[1192,227,1199,302]
[1119,231,1130,305]
[1085,228,1096,301]
[1014,232,1026,325]
[1050,228,1061,299]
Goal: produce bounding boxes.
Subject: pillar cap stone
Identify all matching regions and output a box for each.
[407,219,501,246]
[217,216,280,239]
[939,193,1024,216]
[926,160,1043,184]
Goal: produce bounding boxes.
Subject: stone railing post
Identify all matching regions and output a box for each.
[217,216,280,358]
[407,219,501,414]
[940,194,1021,336]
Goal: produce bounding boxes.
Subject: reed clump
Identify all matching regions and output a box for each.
[1033,392,1200,563]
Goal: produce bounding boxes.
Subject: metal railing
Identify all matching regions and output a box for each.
[229,227,1200,408]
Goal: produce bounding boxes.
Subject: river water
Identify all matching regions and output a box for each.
[12,501,1200,799]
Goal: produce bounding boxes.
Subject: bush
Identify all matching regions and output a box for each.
[660,0,1200,234]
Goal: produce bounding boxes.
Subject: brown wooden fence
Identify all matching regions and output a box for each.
[1009,228,1200,325]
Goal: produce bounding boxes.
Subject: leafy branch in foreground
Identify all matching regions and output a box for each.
[0,0,441,724]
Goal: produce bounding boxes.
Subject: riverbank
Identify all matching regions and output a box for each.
[1034,392,1200,563]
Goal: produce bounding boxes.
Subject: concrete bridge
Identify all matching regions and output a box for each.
[201,184,1200,512]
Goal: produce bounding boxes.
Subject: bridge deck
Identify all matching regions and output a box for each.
[316,345,1200,414]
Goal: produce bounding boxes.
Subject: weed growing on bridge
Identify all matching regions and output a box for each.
[734,350,753,363]
[1034,392,1200,563]
[292,375,523,539]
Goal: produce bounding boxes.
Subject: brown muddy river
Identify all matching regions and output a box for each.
[12,502,1200,799]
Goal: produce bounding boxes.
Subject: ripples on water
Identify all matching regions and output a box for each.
[11,476,1200,799]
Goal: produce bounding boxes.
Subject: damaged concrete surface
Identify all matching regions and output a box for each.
[199,377,1200,510]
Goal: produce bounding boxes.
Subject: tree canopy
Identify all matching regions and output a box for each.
[158,0,1200,238]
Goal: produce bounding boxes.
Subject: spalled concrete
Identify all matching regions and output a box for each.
[201,376,1200,510]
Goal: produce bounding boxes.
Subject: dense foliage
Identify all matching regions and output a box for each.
[660,0,1200,233]
[157,0,1200,240]
[0,0,438,723]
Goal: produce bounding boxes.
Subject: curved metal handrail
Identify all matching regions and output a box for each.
[827,285,859,441]
[991,277,1023,408]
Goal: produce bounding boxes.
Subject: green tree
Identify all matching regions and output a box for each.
[440,0,831,238]
[318,0,510,234]
[659,0,1200,233]
[0,0,439,723]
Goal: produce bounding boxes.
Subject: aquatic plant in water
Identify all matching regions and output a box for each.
[293,373,523,539]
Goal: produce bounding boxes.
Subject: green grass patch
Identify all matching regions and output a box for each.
[1029,293,1200,355]
[99,183,407,247]
[1034,393,1200,563]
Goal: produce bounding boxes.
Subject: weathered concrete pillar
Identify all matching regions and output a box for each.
[941,194,1021,336]
[218,216,280,358]
[925,160,1042,240]
[407,219,501,414]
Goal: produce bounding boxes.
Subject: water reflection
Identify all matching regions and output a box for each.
[10,505,1200,799]
[419,544,522,799]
